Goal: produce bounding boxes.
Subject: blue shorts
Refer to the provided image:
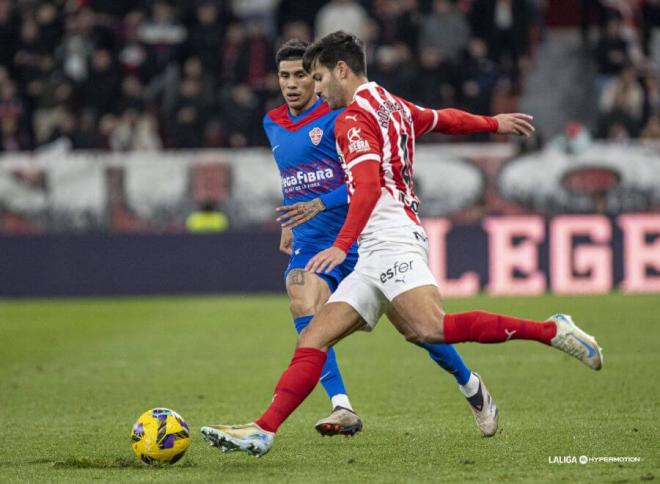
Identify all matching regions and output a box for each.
[284,246,359,293]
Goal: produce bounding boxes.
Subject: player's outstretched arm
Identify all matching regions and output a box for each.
[275,184,348,229]
[493,113,535,137]
[276,198,326,229]
[279,226,293,255]
[402,97,536,138]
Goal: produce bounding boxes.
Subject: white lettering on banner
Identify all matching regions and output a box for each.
[0,142,658,281]
[424,219,480,297]
[424,215,660,297]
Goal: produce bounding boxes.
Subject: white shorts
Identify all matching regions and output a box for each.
[327,226,438,330]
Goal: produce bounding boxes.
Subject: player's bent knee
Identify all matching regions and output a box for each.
[403,330,441,345]
[404,319,445,344]
[403,332,423,345]
[288,298,317,319]
[415,327,445,344]
[287,285,321,317]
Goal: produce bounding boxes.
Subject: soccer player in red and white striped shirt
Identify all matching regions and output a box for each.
[200,31,603,458]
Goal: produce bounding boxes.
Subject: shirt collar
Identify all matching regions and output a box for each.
[353,81,377,100]
[288,97,323,122]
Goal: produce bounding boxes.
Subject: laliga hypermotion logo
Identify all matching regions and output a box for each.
[309,127,323,145]
[347,127,370,153]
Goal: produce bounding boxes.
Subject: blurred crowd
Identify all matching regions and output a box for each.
[587,0,660,141]
[0,0,544,152]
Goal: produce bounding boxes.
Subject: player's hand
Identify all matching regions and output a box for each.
[276,198,326,229]
[279,226,293,255]
[494,113,535,137]
[305,246,346,274]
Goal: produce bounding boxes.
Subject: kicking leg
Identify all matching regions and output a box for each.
[286,269,361,436]
[201,302,365,457]
[390,285,603,370]
[287,269,353,410]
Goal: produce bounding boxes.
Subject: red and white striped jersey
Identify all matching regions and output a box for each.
[332,81,498,251]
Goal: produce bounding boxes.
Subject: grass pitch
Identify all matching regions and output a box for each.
[0,293,658,483]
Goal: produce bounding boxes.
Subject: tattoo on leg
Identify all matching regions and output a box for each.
[288,270,305,286]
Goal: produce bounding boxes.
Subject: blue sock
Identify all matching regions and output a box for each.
[293,315,347,399]
[418,342,472,386]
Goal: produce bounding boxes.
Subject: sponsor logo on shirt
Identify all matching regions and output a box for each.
[280,160,342,197]
[282,168,335,189]
[347,127,370,153]
[309,127,323,145]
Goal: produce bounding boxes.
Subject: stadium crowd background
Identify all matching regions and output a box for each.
[1,0,658,153]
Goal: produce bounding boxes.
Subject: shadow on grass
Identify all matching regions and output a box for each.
[51,457,196,469]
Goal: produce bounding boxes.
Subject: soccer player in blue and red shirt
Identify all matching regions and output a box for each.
[260,39,495,438]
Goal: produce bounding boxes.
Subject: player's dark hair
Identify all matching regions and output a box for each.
[275,39,309,66]
[302,30,366,76]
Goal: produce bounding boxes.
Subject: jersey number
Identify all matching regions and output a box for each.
[397,132,419,213]
[399,133,412,189]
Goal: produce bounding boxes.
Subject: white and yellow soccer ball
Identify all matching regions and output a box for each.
[130,408,191,465]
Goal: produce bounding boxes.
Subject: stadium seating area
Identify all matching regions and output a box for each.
[0,0,545,151]
[588,1,660,140]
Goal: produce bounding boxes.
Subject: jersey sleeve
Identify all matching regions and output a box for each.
[332,161,381,253]
[335,110,383,171]
[262,114,274,146]
[319,183,348,210]
[400,98,499,137]
[331,111,383,253]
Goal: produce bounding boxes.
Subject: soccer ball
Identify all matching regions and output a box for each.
[130,408,191,465]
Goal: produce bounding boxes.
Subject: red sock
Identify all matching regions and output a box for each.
[255,347,327,433]
[443,311,557,345]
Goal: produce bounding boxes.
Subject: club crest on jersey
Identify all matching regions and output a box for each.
[347,127,370,153]
[309,127,323,145]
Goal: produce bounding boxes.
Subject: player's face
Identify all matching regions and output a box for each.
[278,59,316,112]
[311,63,345,110]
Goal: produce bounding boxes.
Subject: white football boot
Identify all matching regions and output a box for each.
[548,314,603,370]
[200,423,274,458]
[465,373,498,437]
[314,406,363,437]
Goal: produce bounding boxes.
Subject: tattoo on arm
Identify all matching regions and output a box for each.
[279,198,326,229]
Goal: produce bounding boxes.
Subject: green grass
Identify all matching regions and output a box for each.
[0,294,658,483]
